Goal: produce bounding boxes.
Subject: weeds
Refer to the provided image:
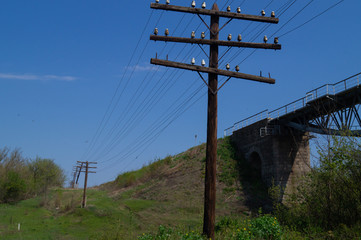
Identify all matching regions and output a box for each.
[138,225,204,240]
[138,215,282,240]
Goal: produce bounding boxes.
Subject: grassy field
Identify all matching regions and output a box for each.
[0,187,172,239]
[0,138,264,239]
[2,138,357,239]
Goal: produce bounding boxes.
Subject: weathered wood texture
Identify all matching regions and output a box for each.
[150,35,282,50]
[82,161,88,208]
[150,58,275,84]
[202,4,219,239]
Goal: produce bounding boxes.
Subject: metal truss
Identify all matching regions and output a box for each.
[286,103,361,136]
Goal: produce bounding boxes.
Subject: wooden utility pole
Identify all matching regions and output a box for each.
[77,161,97,208]
[75,162,84,188]
[82,161,89,208]
[149,2,280,239]
[204,4,218,235]
[71,167,77,188]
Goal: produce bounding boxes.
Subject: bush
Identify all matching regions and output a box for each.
[116,172,137,188]
[138,225,204,240]
[0,147,65,203]
[248,215,281,239]
[274,134,361,233]
[29,158,65,193]
[217,137,238,187]
[1,171,27,203]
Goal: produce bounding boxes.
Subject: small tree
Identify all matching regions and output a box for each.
[1,171,27,203]
[29,158,65,194]
[280,133,361,231]
[0,148,66,203]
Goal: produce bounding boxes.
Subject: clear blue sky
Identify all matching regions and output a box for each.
[0,0,360,187]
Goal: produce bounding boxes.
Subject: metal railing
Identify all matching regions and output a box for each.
[224,110,268,137]
[306,72,360,100]
[224,72,361,137]
[268,97,307,119]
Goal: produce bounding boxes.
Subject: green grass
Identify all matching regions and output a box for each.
[3,137,357,239]
[0,189,139,239]
[0,138,255,239]
[123,199,157,212]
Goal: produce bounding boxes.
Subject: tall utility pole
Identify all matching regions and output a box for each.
[77,161,97,208]
[205,5,218,236]
[149,2,281,238]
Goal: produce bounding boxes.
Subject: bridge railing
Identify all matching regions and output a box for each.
[224,110,268,137]
[268,97,307,119]
[306,73,361,101]
[224,72,361,136]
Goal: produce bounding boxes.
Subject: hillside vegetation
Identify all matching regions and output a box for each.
[0,138,270,239]
[1,136,361,239]
[0,148,65,204]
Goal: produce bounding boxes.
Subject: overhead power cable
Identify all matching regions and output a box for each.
[220,0,297,67]
[85,10,194,162]
[271,0,315,38]
[88,42,201,162]
[81,10,155,162]
[117,87,207,172]
[95,0,297,172]
[97,82,206,170]
[92,46,204,163]
[278,0,345,38]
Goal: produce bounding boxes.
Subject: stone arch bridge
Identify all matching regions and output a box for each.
[224,72,361,196]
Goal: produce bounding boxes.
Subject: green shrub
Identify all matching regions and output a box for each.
[0,147,65,203]
[235,228,251,240]
[29,158,65,193]
[217,137,238,187]
[215,216,238,231]
[116,172,137,188]
[273,134,361,233]
[1,171,27,203]
[138,225,173,240]
[249,215,281,239]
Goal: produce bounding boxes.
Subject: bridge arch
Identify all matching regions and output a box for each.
[245,147,263,179]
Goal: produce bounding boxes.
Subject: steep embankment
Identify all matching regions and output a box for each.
[100,137,270,224]
[0,137,270,239]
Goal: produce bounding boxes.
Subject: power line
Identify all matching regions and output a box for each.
[278,0,345,38]
[81,10,155,161]
[88,44,202,162]
[220,0,296,66]
[83,10,194,162]
[271,0,315,38]
[96,81,206,170]
[89,0,293,173]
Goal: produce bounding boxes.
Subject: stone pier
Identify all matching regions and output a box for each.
[230,119,311,198]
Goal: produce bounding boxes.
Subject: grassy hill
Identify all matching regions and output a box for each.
[0,138,271,239]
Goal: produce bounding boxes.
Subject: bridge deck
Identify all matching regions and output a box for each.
[225,72,361,136]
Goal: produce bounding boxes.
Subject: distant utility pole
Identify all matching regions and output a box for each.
[71,165,81,188]
[149,2,280,238]
[74,162,84,188]
[77,161,97,208]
